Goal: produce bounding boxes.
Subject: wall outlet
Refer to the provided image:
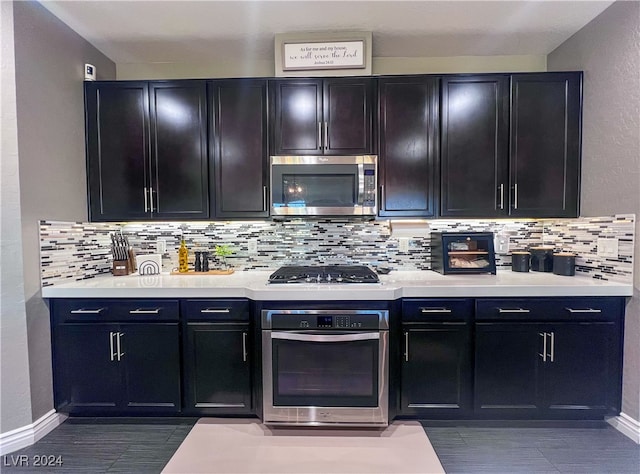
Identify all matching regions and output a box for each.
[494,232,510,255]
[597,238,618,258]
[156,238,167,255]
[398,238,410,253]
[247,239,258,254]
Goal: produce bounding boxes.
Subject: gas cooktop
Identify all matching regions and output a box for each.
[268,265,380,284]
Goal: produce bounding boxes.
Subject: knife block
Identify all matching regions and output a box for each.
[112,260,130,276]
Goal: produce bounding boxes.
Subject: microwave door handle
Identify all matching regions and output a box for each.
[271,331,380,342]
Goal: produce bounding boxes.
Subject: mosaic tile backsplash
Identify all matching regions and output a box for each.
[40,215,635,286]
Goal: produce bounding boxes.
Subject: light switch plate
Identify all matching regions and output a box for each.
[247,239,258,254]
[398,238,410,253]
[156,238,167,255]
[597,238,618,258]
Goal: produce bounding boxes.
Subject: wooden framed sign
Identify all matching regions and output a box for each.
[282,40,366,71]
[275,32,372,77]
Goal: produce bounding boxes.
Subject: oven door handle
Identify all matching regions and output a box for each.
[271,331,380,342]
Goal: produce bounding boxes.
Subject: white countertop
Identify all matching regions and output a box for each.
[41,270,633,300]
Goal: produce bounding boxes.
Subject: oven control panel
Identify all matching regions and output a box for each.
[264,310,388,330]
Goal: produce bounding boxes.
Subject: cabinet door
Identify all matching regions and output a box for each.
[54,323,122,413]
[441,76,509,217]
[149,81,209,219]
[120,323,181,413]
[271,79,323,155]
[210,80,269,218]
[324,78,374,155]
[401,323,472,416]
[544,322,619,416]
[184,323,252,414]
[85,82,150,221]
[510,72,582,217]
[378,77,439,217]
[474,323,544,416]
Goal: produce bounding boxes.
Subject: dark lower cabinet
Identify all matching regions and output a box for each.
[399,299,473,417]
[474,298,623,419]
[183,324,252,415]
[182,299,253,415]
[54,322,181,415]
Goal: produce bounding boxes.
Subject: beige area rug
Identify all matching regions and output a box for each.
[162,418,444,474]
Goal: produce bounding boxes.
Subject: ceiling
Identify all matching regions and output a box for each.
[39,1,616,64]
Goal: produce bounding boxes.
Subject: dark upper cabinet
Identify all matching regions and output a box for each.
[148,82,209,219]
[270,78,374,155]
[440,72,582,218]
[378,76,439,217]
[440,75,510,217]
[209,80,269,218]
[85,81,209,221]
[509,73,582,218]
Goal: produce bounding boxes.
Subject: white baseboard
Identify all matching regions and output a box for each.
[607,412,640,444]
[0,410,67,455]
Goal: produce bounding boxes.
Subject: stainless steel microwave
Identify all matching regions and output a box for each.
[270,155,378,217]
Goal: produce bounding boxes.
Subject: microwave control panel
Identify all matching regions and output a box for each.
[362,167,376,207]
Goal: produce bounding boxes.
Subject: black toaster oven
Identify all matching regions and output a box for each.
[431,232,496,275]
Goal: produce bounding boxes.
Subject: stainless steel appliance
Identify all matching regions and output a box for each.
[270,155,378,216]
[261,308,389,427]
[268,265,380,284]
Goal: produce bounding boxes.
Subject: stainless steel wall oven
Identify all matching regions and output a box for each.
[261,309,389,426]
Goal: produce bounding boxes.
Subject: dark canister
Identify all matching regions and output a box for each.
[553,253,576,276]
[511,251,530,272]
[530,246,554,272]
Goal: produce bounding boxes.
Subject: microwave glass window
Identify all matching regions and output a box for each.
[282,174,356,207]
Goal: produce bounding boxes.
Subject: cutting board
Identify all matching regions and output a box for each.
[170,269,234,275]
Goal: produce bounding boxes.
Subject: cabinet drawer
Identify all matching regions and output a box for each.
[183,299,249,321]
[402,299,473,322]
[53,299,179,322]
[475,297,623,321]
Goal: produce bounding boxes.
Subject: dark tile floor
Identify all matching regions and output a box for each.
[2,418,638,473]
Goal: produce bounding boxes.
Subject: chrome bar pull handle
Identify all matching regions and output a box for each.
[538,332,547,362]
[109,331,116,361]
[129,308,161,314]
[499,184,505,210]
[70,308,105,314]
[144,188,149,212]
[404,332,409,362]
[380,185,385,210]
[565,308,602,314]
[149,187,155,212]
[263,186,268,212]
[117,332,124,360]
[324,122,328,150]
[513,183,519,210]
[498,308,530,313]
[200,308,231,314]
[420,308,452,313]
[318,122,322,149]
[242,332,247,362]
[549,331,555,362]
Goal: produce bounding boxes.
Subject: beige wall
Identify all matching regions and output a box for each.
[10,0,116,425]
[1,0,33,435]
[116,54,546,80]
[549,0,640,422]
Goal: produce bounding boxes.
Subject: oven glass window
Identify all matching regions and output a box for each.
[272,338,379,407]
[282,174,356,208]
